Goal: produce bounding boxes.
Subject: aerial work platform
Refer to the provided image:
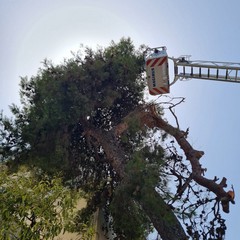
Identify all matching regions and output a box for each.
[145,47,240,95]
[145,47,170,95]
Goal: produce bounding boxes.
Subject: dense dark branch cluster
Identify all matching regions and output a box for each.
[162,143,227,239]
[114,103,234,239]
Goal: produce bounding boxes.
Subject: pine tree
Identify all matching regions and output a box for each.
[0,38,233,240]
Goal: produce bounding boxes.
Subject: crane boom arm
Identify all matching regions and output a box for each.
[172,57,240,83]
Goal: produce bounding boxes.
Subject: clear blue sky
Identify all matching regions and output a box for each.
[0,0,239,239]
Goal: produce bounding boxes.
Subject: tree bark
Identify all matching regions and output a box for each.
[139,187,188,240]
[88,127,188,239]
[89,104,233,240]
[140,105,231,206]
[115,104,233,213]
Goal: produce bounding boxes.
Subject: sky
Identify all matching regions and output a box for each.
[0,0,239,239]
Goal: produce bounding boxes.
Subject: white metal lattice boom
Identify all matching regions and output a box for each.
[171,57,240,84]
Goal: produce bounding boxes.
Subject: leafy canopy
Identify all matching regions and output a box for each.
[1,38,162,239]
[0,37,227,240]
[0,166,78,240]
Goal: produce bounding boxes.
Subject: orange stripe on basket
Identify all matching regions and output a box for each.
[150,87,170,95]
[146,59,153,66]
[158,56,167,66]
[150,58,161,67]
[153,88,163,94]
[149,89,157,95]
[160,87,169,93]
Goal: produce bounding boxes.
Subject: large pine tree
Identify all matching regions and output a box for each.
[0,38,234,240]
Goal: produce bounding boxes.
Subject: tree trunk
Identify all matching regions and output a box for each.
[89,125,188,240]
[139,187,187,240]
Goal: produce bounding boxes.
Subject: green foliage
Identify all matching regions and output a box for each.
[0,37,146,175]
[0,38,176,239]
[0,165,78,240]
[110,188,151,240]
[109,148,166,239]
[67,207,96,240]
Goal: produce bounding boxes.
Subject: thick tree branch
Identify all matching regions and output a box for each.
[89,103,234,239]
[87,128,126,178]
[115,104,234,213]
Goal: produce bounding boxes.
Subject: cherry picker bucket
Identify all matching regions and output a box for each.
[145,47,170,95]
